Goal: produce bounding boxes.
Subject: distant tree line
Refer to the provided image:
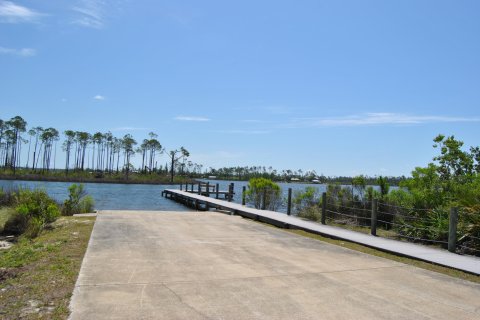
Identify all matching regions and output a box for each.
[1,115,407,184]
[204,166,405,186]
[0,115,198,182]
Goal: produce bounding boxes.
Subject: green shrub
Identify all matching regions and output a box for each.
[3,211,29,235]
[24,216,44,239]
[0,187,18,207]
[8,188,61,238]
[297,207,322,221]
[79,195,95,213]
[293,187,322,220]
[62,184,95,215]
[245,178,282,210]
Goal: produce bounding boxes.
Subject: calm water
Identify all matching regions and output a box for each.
[0,180,190,211]
[0,179,390,213]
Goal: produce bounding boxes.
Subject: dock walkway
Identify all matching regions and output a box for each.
[163,189,480,275]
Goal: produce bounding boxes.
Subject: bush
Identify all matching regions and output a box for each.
[245,178,282,211]
[3,211,29,235]
[297,207,322,221]
[62,184,95,215]
[79,195,95,213]
[2,188,60,238]
[0,187,18,207]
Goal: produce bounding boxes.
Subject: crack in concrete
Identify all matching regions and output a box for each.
[162,283,213,320]
[75,264,408,288]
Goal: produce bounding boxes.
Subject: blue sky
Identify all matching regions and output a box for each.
[1,0,479,176]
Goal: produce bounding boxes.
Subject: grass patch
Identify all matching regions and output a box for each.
[0,216,95,319]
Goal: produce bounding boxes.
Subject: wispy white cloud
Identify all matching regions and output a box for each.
[93,94,105,100]
[72,0,106,29]
[175,116,211,122]
[0,46,36,57]
[0,1,43,23]
[288,113,480,128]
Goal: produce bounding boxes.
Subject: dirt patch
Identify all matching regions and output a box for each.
[0,267,20,281]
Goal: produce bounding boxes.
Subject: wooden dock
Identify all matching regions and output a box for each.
[162,189,480,275]
[175,182,235,201]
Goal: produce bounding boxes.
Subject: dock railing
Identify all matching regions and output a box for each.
[166,183,480,258]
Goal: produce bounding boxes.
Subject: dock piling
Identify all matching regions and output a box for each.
[371,199,378,236]
[321,192,327,225]
[242,186,246,205]
[287,188,292,216]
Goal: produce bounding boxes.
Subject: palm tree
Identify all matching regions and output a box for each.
[168,147,189,182]
[63,130,76,174]
[5,116,27,173]
[40,128,59,171]
[30,126,43,171]
[122,134,137,178]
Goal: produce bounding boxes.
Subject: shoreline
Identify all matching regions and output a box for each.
[0,174,193,186]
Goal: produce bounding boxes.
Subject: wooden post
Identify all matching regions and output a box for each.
[206,182,210,197]
[198,183,201,195]
[191,184,194,192]
[242,186,246,205]
[261,188,266,210]
[321,192,327,225]
[371,199,378,236]
[216,183,219,199]
[228,183,234,202]
[287,188,292,216]
[448,207,458,253]
[180,183,182,191]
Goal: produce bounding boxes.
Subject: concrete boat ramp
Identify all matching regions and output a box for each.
[69,210,480,320]
[163,189,480,275]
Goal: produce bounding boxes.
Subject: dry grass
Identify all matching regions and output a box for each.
[0,216,95,319]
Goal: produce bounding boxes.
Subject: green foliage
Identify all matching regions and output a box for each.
[245,178,282,210]
[3,211,29,235]
[297,207,322,221]
[2,188,60,238]
[24,216,44,239]
[352,175,366,200]
[365,186,381,202]
[394,207,449,243]
[293,187,322,221]
[433,134,476,182]
[62,184,95,215]
[376,176,390,197]
[0,187,18,207]
[327,184,353,204]
[382,135,480,253]
[79,195,95,213]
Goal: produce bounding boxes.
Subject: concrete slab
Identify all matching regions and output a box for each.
[69,211,480,320]
[164,190,480,275]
